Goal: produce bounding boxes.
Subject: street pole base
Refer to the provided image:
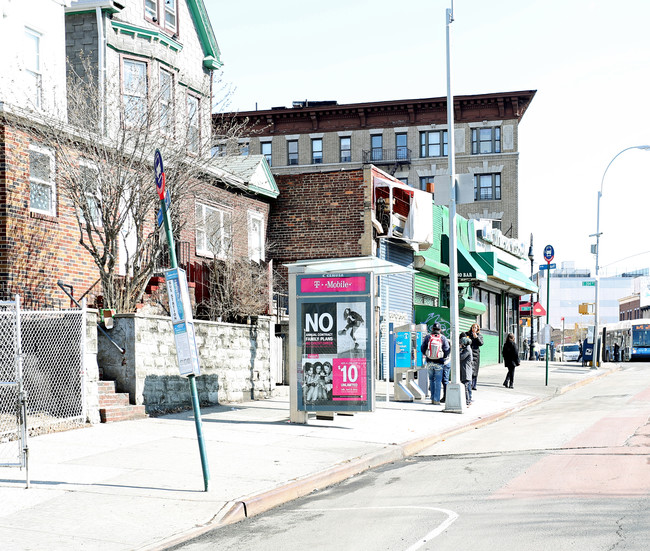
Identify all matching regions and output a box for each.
[443,383,466,414]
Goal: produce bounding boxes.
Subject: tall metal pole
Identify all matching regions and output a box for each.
[592,145,650,369]
[545,265,550,385]
[157,156,210,492]
[444,1,464,413]
[528,235,534,361]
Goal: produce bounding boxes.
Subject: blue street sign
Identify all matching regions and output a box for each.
[543,245,554,262]
[539,263,556,270]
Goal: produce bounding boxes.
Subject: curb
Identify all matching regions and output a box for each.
[147,365,621,549]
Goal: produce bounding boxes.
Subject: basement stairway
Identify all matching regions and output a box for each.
[98,381,148,423]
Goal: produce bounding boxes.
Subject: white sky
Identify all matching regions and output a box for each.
[206,0,650,276]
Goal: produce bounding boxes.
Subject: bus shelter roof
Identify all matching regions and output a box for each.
[285,256,414,276]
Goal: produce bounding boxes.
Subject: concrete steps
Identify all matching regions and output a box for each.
[98,381,147,423]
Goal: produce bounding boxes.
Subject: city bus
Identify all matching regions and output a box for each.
[602,320,650,362]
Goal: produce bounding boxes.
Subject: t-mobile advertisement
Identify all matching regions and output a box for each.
[299,300,370,409]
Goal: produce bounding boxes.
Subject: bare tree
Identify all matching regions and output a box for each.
[7,56,249,312]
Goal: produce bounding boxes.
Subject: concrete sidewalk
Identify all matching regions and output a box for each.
[0,360,620,551]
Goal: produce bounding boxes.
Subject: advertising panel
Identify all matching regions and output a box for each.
[296,273,373,412]
[165,268,201,376]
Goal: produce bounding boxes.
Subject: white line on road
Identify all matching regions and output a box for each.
[290,505,459,551]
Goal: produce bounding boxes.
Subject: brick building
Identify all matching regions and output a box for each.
[0,0,277,311]
[221,90,535,238]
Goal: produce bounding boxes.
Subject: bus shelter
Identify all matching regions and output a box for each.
[285,256,413,424]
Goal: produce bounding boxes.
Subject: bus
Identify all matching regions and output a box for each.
[602,320,650,362]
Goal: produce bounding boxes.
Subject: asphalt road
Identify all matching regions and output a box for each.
[168,363,650,551]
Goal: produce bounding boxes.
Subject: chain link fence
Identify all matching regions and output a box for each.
[0,296,86,486]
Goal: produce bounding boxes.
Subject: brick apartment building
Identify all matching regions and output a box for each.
[221,90,535,239]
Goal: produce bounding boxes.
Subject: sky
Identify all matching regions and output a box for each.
[205,0,650,276]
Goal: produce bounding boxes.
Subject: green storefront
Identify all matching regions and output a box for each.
[414,205,536,367]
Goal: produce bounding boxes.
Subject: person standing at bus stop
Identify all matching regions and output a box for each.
[469,323,484,390]
[421,323,450,405]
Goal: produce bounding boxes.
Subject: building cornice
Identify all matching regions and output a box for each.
[219,90,536,135]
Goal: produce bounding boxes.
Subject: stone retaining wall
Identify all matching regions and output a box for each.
[97,314,273,414]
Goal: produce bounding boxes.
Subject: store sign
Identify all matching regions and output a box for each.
[477,222,527,259]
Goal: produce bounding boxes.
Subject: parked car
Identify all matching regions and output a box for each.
[557,343,581,362]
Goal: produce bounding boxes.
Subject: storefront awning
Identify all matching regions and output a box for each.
[413,255,450,277]
[471,251,537,295]
[441,236,488,282]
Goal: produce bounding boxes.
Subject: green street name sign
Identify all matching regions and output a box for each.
[582,281,595,286]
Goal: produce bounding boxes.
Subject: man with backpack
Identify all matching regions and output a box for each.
[420,322,451,405]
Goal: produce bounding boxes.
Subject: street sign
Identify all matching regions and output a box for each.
[539,263,556,270]
[156,190,171,227]
[543,245,554,262]
[582,281,595,286]
[154,149,165,200]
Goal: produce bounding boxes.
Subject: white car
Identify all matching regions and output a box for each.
[558,343,580,362]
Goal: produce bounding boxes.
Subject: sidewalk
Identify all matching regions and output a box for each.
[0,360,620,551]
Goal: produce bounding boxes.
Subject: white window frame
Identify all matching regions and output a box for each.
[122,58,148,128]
[261,141,272,166]
[187,93,200,154]
[247,211,265,263]
[144,0,178,34]
[29,144,56,216]
[159,67,174,135]
[195,202,232,259]
[24,27,42,109]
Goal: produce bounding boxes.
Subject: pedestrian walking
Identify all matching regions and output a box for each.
[459,332,473,405]
[421,322,450,405]
[502,332,520,389]
[469,323,483,390]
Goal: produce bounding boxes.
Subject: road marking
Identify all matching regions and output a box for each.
[290,506,459,550]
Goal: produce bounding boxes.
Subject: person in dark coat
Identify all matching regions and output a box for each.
[502,332,520,388]
[459,332,474,405]
[469,323,484,390]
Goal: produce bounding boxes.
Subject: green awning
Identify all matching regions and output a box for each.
[441,236,488,282]
[471,252,538,294]
[459,298,486,316]
[413,255,450,277]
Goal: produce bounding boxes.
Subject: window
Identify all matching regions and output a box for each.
[287,140,298,165]
[396,133,408,160]
[397,177,409,184]
[419,176,434,192]
[123,59,147,127]
[239,142,249,156]
[24,28,42,109]
[472,127,501,154]
[261,142,272,166]
[371,135,383,161]
[340,137,351,162]
[420,130,447,158]
[144,0,177,34]
[159,68,173,135]
[29,145,55,216]
[248,211,265,263]
[186,94,199,154]
[78,162,102,226]
[474,174,501,201]
[195,203,232,258]
[475,288,499,331]
[211,143,227,157]
[311,138,323,164]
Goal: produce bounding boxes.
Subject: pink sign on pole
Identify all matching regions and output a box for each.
[300,276,367,294]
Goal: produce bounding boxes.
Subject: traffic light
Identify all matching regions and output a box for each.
[578,303,589,315]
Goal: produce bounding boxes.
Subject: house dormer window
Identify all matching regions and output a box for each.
[145,0,178,35]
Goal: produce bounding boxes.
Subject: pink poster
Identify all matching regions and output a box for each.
[300,276,367,294]
[332,358,367,401]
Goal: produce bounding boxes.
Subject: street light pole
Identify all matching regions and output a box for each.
[528,234,534,361]
[592,145,650,369]
[443,0,464,413]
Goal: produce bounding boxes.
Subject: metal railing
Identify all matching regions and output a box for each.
[362,148,412,164]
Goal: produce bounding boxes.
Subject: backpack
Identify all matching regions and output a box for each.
[426,333,444,360]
